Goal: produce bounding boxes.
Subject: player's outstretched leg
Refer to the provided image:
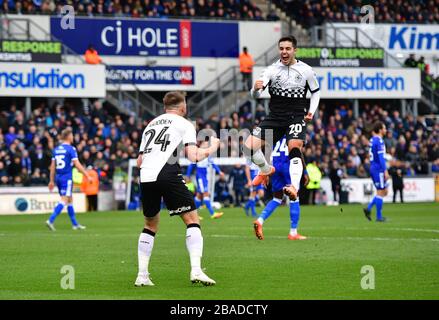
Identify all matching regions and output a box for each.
[185,221,216,286]
[287,147,303,200]
[364,196,377,221]
[242,142,275,187]
[67,204,86,230]
[250,199,257,217]
[253,198,282,240]
[252,165,275,187]
[46,201,65,231]
[194,195,202,209]
[135,228,155,287]
[245,196,257,217]
[288,199,307,240]
[244,199,251,216]
[375,196,386,222]
[203,196,223,219]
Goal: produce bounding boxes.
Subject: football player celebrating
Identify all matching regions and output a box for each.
[243,36,320,202]
[135,91,220,287]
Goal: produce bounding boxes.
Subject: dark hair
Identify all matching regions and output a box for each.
[278,36,297,48]
[372,121,385,134]
[163,91,187,109]
[61,127,73,140]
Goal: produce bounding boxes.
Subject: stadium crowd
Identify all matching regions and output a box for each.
[0,0,273,20]
[0,101,145,188]
[196,101,439,181]
[1,101,438,198]
[274,0,439,27]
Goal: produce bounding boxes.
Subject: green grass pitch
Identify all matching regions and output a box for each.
[0,202,438,300]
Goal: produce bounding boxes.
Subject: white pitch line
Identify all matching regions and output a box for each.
[209,234,439,242]
[387,228,439,234]
[298,227,439,234]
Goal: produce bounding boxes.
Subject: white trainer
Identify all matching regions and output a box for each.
[46,220,56,231]
[72,225,86,230]
[134,275,155,287]
[190,270,216,286]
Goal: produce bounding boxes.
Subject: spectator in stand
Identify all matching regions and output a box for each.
[21,150,32,175]
[0,96,437,189]
[30,168,48,186]
[214,174,234,207]
[5,126,17,147]
[266,6,280,21]
[389,160,404,203]
[329,159,344,203]
[0,161,9,185]
[417,56,427,74]
[0,0,266,19]
[228,163,247,207]
[84,45,103,64]
[404,54,418,68]
[239,47,255,91]
[273,0,439,26]
[81,166,100,211]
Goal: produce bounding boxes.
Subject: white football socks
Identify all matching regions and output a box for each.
[251,149,271,174]
[138,231,155,277]
[289,157,303,190]
[186,225,203,274]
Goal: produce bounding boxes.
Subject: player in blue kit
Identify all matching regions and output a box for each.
[253,136,309,240]
[186,145,224,219]
[244,162,265,217]
[46,128,91,231]
[363,121,389,222]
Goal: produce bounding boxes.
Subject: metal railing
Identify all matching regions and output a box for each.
[187,43,279,118]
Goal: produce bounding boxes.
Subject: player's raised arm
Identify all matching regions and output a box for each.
[250,66,272,99]
[304,69,321,122]
[185,138,220,163]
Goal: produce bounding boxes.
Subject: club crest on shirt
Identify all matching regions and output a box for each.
[252,127,261,136]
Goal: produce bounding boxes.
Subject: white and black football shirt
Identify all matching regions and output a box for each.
[258,59,320,117]
[139,113,196,183]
